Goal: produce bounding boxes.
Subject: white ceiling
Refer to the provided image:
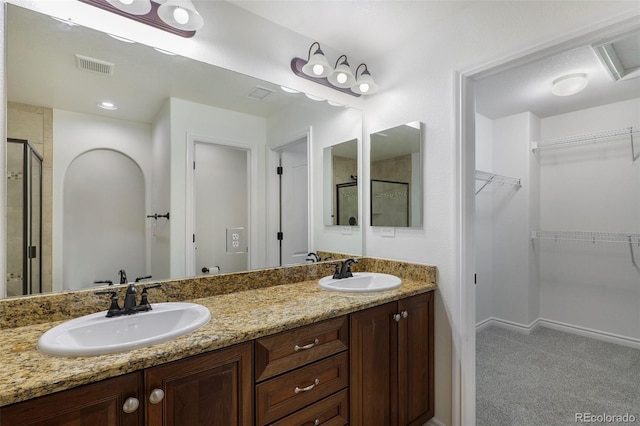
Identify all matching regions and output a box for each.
[229,0,640,119]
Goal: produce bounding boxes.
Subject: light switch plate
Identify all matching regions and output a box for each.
[341,226,352,235]
[381,227,395,238]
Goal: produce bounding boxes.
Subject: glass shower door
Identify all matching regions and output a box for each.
[6,138,42,296]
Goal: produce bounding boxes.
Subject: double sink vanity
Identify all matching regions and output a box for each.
[0,257,436,425]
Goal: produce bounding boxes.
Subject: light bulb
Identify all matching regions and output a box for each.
[359,83,370,93]
[312,64,325,76]
[173,7,189,25]
[337,73,347,84]
[119,0,134,5]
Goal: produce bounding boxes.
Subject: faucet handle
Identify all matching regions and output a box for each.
[330,262,341,279]
[139,284,162,308]
[95,290,121,316]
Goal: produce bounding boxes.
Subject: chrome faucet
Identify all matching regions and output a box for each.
[333,258,359,279]
[306,252,321,262]
[118,269,127,284]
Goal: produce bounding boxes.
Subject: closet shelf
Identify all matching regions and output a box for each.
[475,170,521,195]
[532,230,640,267]
[531,125,639,162]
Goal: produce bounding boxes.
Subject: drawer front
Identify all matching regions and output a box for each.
[256,352,349,425]
[268,389,349,426]
[255,316,348,381]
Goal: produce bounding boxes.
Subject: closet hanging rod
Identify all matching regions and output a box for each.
[475,170,521,195]
[531,125,639,162]
[531,230,640,267]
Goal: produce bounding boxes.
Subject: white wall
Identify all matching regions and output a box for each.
[475,114,494,325]
[52,109,152,291]
[537,98,640,340]
[168,98,267,278]
[150,101,172,280]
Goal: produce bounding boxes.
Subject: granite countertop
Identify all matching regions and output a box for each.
[0,272,436,407]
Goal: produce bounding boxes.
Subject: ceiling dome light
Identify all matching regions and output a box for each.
[97,101,118,111]
[105,0,151,15]
[158,0,204,31]
[328,55,355,88]
[301,42,332,78]
[551,73,588,96]
[351,63,378,95]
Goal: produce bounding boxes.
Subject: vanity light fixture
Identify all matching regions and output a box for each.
[80,0,202,37]
[551,73,588,96]
[105,0,151,15]
[157,0,204,31]
[291,42,378,97]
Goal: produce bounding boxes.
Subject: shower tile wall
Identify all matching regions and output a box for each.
[7,102,53,296]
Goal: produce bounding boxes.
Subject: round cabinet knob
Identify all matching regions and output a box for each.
[149,388,165,404]
[314,419,320,425]
[401,311,409,319]
[393,313,401,322]
[122,397,139,414]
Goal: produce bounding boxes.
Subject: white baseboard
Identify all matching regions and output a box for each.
[425,417,446,426]
[476,317,640,349]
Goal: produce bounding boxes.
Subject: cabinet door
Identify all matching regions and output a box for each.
[398,292,434,426]
[145,342,252,426]
[349,301,397,426]
[0,372,143,426]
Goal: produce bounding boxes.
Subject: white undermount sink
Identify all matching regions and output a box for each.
[318,272,402,293]
[37,302,211,357]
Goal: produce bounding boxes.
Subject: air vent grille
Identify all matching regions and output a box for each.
[247,86,274,101]
[75,54,115,76]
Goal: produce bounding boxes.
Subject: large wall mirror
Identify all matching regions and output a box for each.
[4,4,362,298]
[370,122,423,228]
[323,139,359,227]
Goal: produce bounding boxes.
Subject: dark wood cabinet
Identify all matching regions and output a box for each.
[145,342,253,426]
[0,372,144,426]
[350,292,434,426]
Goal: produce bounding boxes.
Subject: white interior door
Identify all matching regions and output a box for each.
[194,142,248,275]
[279,139,309,265]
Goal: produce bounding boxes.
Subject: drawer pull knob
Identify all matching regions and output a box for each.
[393,313,401,322]
[294,338,319,352]
[122,397,139,413]
[314,419,320,425]
[149,388,165,404]
[294,378,319,394]
[401,310,409,319]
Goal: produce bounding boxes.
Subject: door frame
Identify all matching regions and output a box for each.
[185,134,257,276]
[266,128,312,267]
[454,13,640,425]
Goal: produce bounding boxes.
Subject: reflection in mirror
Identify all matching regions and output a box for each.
[323,139,358,226]
[370,122,423,227]
[4,4,363,298]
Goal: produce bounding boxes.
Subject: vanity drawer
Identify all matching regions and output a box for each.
[268,389,349,426]
[256,352,349,425]
[255,316,348,381]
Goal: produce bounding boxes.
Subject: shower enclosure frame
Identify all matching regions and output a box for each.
[7,138,43,296]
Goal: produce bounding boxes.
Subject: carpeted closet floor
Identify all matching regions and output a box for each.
[476,325,640,426]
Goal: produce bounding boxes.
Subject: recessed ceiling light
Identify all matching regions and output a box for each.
[108,34,135,43]
[97,101,118,111]
[153,47,177,56]
[304,93,324,101]
[551,73,588,96]
[281,86,300,94]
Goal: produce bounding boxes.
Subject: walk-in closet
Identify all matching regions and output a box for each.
[473,26,640,425]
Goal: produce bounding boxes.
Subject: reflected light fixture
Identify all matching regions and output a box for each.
[551,73,588,96]
[291,42,378,97]
[80,0,202,37]
[157,0,204,31]
[105,0,151,15]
